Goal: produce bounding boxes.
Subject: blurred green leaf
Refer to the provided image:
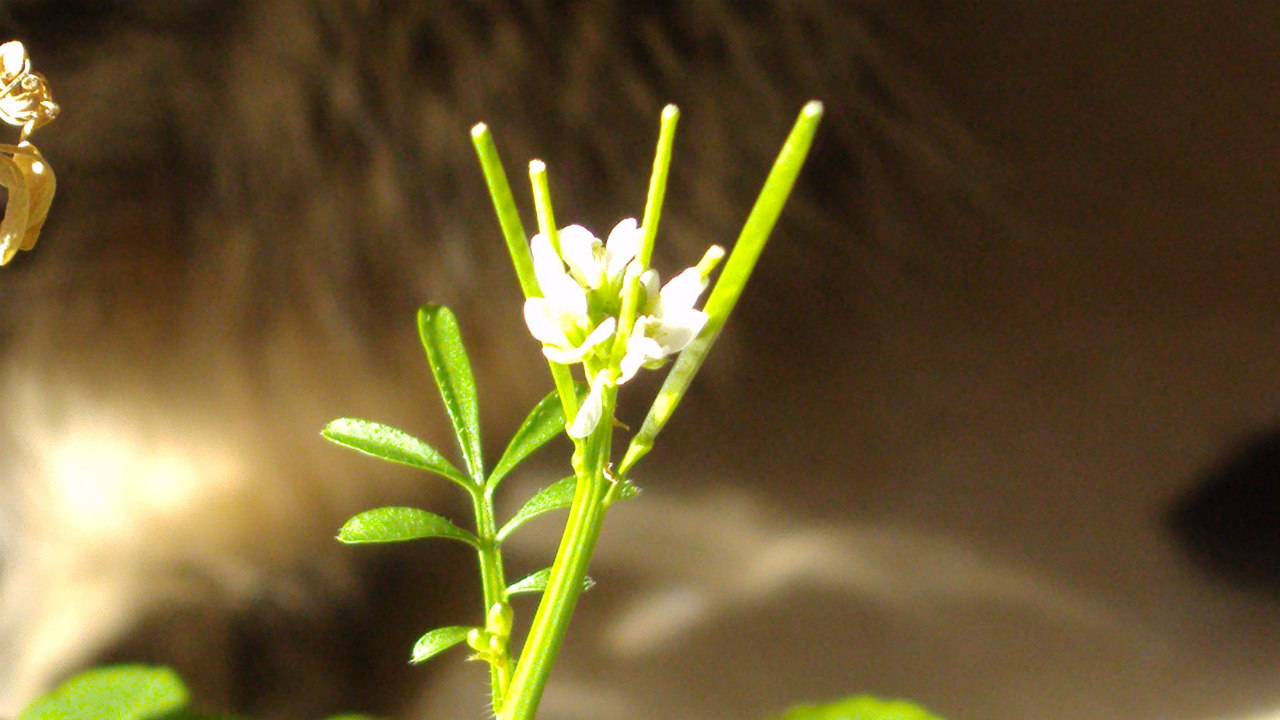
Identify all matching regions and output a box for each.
[338,507,479,548]
[322,418,471,490]
[410,626,473,664]
[18,665,188,720]
[506,567,594,596]
[771,695,947,720]
[418,305,484,483]
[488,391,567,490]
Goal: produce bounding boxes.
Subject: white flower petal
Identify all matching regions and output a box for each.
[568,372,610,438]
[620,333,663,384]
[523,297,572,347]
[544,273,589,317]
[542,344,588,364]
[540,317,617,364]
[558,224,604,288]
[531,232,591,317]
[582,316,618,348]
[650,309,709,355]
[604,218,642,284]
[530,232,565,289]
[657,267,708,316]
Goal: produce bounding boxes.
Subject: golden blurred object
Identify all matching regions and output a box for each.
[0,40,57,266]
[0,141,55,265]
[0,40,59,141]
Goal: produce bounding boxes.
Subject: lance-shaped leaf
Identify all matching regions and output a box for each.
[323,418,471,490]
[497,476,638,542]
[338,507,479,548]
[410,625,474,664]
[488,391,567,490]
[418,305,485,483]
[18,664,189,720]
[506,567,595,596]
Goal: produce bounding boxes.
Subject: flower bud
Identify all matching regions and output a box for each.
[486,601,514,639]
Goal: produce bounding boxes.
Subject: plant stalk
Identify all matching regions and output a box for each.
[470,487,512,710]
[496,391,615,720]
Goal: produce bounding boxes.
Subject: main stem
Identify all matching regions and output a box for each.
[497,398,613,720]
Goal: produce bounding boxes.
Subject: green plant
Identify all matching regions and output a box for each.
[16,99,946,720]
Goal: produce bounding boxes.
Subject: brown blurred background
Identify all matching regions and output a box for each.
[1,3,1279,720]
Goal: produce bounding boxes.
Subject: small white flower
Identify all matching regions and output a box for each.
[524,229,615,364]
[523,219,646,365]
[523,300,615,364]
[557,219,643,292]
[618,248,721,383]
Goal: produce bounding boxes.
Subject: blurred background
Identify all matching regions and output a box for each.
[1,2,1278,719]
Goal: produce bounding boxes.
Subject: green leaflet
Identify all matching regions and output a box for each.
[322,418,471,490]
[497,475,640,542]
[506,567,594,596]
[488,390,567,490]
[497,476,575,542]
[411,626,474,664]
[419,305,485,483]
[337,507,479,548]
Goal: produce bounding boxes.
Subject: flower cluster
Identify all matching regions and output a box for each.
[523,218,723,438]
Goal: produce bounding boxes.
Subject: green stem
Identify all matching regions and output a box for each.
[611,105,679,372]
[497,390,615,720]
[529,160,581,425]
[637,104,679,269]
[471,487,512,709]
[471,124,579,427]
[471,123,539,300]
